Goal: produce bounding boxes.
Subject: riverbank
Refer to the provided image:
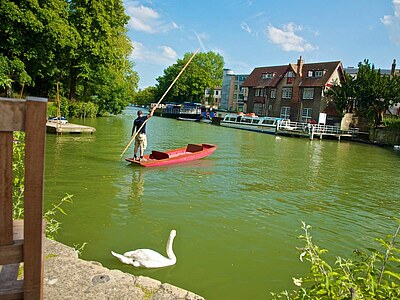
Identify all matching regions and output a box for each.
[44,239,204,299]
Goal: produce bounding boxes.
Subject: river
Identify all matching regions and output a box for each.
[44,106,400,299]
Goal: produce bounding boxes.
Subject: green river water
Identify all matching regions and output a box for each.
[44,107,400,299]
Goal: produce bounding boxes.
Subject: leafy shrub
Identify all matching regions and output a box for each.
[68,101,98,118]
[272,221,400,299]
[47,102,57,118]
[383,117,400,130]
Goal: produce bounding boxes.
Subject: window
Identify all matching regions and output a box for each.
[254,103,264,115]
[286,71,295,78]
[303,88,314,100]
[262,72,274,79]
[315,70,323,77]
[308,70,313,77]
[215,90,219,96]
[255,89,260,96]
[282,87,292,99]
[270,89,276,99]
[280,106,291,119]
[302,108,312,122]
[268,104,272,111]
[262,118,275,125]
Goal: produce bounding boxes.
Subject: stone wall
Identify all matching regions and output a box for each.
[369,128,400,145]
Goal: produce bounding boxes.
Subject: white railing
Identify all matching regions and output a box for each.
[277,120,359,138]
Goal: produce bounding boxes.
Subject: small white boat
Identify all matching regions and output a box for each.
[177,117,199,122]
[221,113,285,134]
[48,116,68,124]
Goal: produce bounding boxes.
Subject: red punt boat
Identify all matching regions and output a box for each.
[125,143,218,167]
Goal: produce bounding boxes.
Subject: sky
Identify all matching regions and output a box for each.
[123,0,400,89]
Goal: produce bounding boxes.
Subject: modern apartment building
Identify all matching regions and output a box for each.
[220,69,249,111]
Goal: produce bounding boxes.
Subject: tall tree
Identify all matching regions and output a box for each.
[156,51,224,102]
[355,60,400,127]
[132,86,157,106]
[326,73,355,116]
[327,60,400,127]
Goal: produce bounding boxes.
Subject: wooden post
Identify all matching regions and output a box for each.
[0,132,13,246]
[23,96,47,300]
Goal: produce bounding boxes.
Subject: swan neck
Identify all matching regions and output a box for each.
[166,235,176,261]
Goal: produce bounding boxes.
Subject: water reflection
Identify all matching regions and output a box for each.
[126,169,144,216]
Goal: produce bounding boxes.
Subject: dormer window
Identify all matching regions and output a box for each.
[262,72,274,79]
[286,71,295,78]
[307,70,325,77]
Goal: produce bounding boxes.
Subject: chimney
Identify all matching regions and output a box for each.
[391,59,396,79]
[297,56,304,79]
[291,56,304,121]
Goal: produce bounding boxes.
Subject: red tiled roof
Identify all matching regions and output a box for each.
[300,61,342,87]
[242,65,289,88]
[243,61,343,88]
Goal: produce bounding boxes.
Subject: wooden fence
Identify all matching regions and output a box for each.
[0,97,47,299]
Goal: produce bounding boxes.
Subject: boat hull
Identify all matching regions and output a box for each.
[220,114,284,134]
[220,122,276,134]
[125,143,217,167]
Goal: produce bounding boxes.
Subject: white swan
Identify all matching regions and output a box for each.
[111,230,177,268]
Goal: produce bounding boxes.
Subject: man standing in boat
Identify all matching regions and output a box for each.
[132,110,153,161]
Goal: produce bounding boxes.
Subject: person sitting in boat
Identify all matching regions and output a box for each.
[132,110,153,161]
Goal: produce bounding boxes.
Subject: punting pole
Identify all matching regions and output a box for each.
[120,48,200,157]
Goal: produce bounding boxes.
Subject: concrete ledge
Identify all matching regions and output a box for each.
[44,239,204,300]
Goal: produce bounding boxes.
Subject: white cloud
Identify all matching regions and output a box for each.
[159,46,178,59]
[131,41,178,66]
[241,22,252,34]
[266,23,316,52]
[381,0,400,44]
[125,1,179,33]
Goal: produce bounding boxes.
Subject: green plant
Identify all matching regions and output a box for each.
[272,221,400,299]
[68,101,98,118]
[12,131,73,239]
[12,132,25,219]
[47,102,57,118]
[383,116,400,130]
[73,242,88,257]
[44,194,73,240]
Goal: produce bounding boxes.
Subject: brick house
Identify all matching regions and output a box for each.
[242,57,346,125]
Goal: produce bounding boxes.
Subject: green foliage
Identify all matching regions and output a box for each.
[68,101,98,118]
[44,194,73,240]
[326,73,355,117]
[329,60,400,128]
[12,132,25,220]
[383,116,400,130]
[47,102,57,118]
[12,132,72,240]
[73,242,88,257]
[272,222,400,299]
[155,51,224,102]
[132,86,157,106]
[0,0,137,115]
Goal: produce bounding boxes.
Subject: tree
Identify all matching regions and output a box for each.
[355,60,400,127]
[132,86,157,106]
[155,51,224,103]
[0,0,138,115]
[326,73,355,117]
[327,60,400,128]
